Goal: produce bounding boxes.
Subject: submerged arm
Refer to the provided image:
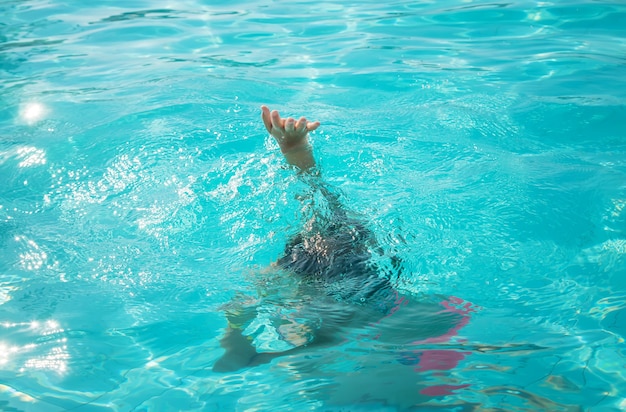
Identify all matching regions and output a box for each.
[261,105,320,172]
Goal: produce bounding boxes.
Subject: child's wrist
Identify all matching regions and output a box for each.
[280,141,312,155]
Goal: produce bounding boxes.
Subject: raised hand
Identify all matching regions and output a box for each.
[261,105,320,153]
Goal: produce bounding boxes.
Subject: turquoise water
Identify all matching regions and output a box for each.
[1,0,626,410]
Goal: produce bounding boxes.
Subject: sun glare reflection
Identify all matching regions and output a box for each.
[19,102,47,124]
[0,342,20,366]
[1,320,69,375]
[16,146,47,167]
[15,236,48,271]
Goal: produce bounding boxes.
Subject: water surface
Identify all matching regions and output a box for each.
[1,0,625,410]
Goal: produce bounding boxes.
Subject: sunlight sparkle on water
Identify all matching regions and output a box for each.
[19,102,47,124]
[23,320,69,374]
[0,342,20,366]
[16,146,47,167]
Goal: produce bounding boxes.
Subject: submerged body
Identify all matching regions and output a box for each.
[213,107,468,373]
[276,181,397,312]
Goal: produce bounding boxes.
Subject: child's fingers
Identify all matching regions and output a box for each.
[295,117,308,132]
[285,117,296,133]
[270,110,284,131]
[307,121,321,132]
[260,106,273,132]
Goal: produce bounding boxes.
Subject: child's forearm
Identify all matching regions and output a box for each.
[281,142,316,171]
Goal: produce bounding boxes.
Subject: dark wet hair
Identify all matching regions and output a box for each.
[277,214,395,310]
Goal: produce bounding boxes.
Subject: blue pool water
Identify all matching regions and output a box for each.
[1,0,626,410]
